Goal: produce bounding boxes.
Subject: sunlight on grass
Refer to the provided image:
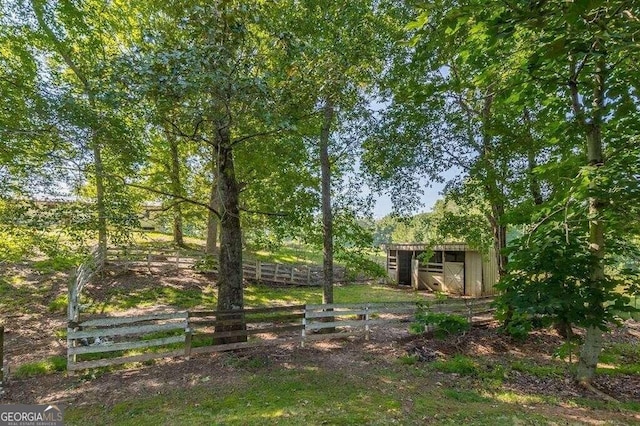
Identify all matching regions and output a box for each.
[14,356,67,378]
[493,391,546,405]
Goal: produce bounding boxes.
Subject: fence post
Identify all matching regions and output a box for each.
[365,303,370,341]
[256,260,261,281]
[0,324,4,390]
[185,312,192,359]
[67,277,79,368]
[466,300,473,325]
[306,266,311,285]
[176,250,180,270]
[301,304,307,348]
[147,250,152,272]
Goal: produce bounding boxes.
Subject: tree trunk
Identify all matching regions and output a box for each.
[320,99,335,306]
[524,110,544,206]
[168,130,185,247]
[214,129,245,344]
[487,204,508,278]
[319,99,335,333]
[206,156,219,255]
[32,1,108,258]
[575,55,606,384]
[480,87,508,279]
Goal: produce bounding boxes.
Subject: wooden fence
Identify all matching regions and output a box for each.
[68,246,105,368]
[105,247,346,286]
[66,298,494,371]
[242,260,345,286]
[69,246,105,322]
[0,325,4,391]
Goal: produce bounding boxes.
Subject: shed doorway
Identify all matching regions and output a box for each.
[397,250,413,286]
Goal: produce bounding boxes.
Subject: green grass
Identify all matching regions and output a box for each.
[0,273,67,315]
[252,243,324,265]
[597,343,640,376]
[245,283,426,307]
[63,366,565,426]
[510,360,566,378]
[62,359,638,425]
[442,388,491,403]
[13,356,67,378]
[33,253,83,273]
[49,294,68,313]
[82,286,218,314]
[431,355,479,375]
[81,282,428,313]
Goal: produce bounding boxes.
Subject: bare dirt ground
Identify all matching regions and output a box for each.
[1,262,639,424]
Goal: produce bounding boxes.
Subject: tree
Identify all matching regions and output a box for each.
[369,0,640,385]
[488,0,640,385]
[27,0,144,253]
[281,0,389,306]
[124,0,319,341]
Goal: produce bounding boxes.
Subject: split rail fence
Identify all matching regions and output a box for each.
[66,298,494,371]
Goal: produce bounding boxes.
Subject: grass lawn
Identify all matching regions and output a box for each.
[60,345,640,426]
[63,369,553,425]
[245,283,428,306]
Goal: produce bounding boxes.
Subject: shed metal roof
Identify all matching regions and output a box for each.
[384,242,470,252]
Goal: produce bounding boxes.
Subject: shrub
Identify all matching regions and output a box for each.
[411,303,470,339]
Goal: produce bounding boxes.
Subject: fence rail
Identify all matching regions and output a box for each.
[66,298,495,371]
[105,247,346,286]
[68,246,105,368]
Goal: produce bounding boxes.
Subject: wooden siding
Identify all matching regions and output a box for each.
[386,243,500,298]
[482,249,499,296]
[464,251,483,297]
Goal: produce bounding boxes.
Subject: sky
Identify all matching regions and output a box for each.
[372,180,446,218]
[371,167,463,218]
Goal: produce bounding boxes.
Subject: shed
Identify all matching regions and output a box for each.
[385,243,498,297]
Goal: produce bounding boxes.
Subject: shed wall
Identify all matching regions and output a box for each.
[482,249,499,296]
[464,251,483,297]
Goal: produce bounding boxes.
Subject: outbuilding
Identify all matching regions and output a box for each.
[385,243,499,297]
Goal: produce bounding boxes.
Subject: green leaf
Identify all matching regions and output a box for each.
[405,11,429,31]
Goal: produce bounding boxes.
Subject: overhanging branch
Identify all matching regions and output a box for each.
[112,175,221,219]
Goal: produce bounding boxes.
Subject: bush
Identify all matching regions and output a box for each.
[411,303,470,339]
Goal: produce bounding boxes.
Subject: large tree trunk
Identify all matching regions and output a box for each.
[320,99,335,305]
[206,156,219,255]
[214,130,245,344]
[167,130,185,247]
[576,55,606,384]
[487,203,508,278]
[480,87,508,279]
[319,99,335,333]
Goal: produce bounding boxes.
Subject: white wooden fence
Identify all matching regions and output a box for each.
[66,299,495,371]
[106,247,346,286]
[67,246,105,368]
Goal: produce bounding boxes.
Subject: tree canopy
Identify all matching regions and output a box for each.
[1,0,638,383]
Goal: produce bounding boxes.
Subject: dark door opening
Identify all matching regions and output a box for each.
[397,251,412,285]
